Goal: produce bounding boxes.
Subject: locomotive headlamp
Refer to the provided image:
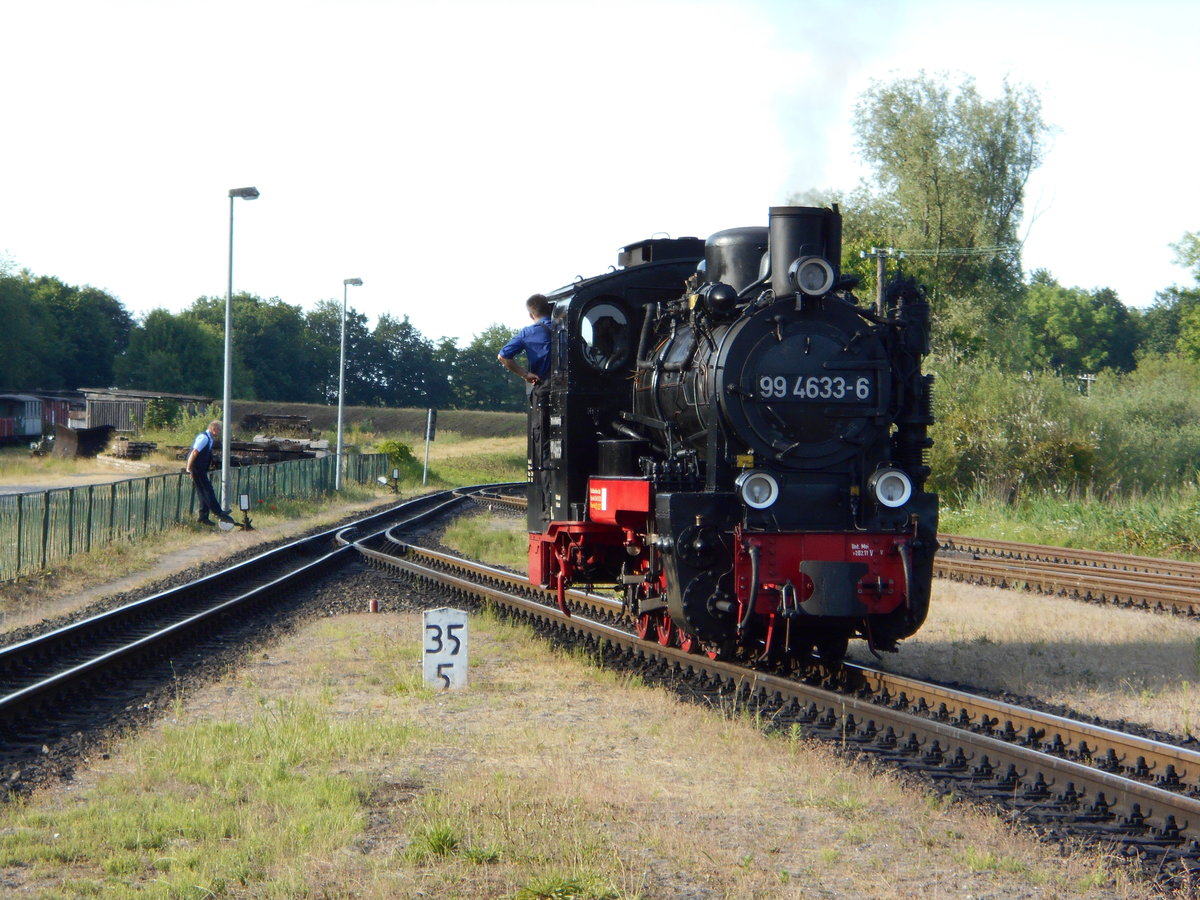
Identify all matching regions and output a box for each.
[869,468,913,508]
[735,471,780,509]
[788,256,836,296]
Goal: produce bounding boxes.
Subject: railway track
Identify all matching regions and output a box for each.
[937,534,1200,614]
[357,518,1200,877]
[7,482,1200,883]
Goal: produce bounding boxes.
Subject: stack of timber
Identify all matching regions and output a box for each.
[234,436,329,463]
[172,434,329,466]
[109,436,159,459]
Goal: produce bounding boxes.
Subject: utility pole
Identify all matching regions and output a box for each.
[860,246,902,316]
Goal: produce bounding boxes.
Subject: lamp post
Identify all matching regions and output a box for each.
[336,277,363,490]
[223,186,260,511]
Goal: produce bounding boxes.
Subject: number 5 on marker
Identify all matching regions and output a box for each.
[423,608,468,690]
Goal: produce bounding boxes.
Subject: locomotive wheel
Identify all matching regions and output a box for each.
[635,613,654,641]
[655,613,677,648]
[677,630,699,654]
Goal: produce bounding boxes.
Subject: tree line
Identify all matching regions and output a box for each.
[0,265,526,412]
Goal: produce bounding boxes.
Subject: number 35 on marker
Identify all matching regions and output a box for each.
[423,608,468,690]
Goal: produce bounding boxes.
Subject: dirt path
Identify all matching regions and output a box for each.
[0,458,171,496]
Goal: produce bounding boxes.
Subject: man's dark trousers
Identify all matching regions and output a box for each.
[191,468,223,522]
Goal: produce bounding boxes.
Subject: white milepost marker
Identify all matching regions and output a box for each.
[423,608,468,690]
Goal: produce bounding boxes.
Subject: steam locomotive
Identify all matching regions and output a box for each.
[525,206,937,664]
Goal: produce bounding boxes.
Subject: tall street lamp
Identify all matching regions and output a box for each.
[223,185,260,511]
[336,277,363,491]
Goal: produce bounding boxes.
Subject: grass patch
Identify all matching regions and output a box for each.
[940,483,1200,559]
[0,447,120,481]
[513,874,621,899]
[961,847,1031,874]
[0,699,421,897]
[441,510,528,571]
[404,822,463,862]
[0,609,1138,898]
[421,435,525,488]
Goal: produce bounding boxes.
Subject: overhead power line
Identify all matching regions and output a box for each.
[898,245,1018,258]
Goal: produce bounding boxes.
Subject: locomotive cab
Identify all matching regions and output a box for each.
[526,236,704,597]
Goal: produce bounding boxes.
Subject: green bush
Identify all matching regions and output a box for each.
[928,355,1200,502]
[928,359,1096,501]
[143,398,182,431]
[376,439,422,481]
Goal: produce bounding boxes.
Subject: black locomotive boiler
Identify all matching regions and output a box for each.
[525,205,937,664]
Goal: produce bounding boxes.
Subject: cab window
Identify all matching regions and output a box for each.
[579,302,630,371]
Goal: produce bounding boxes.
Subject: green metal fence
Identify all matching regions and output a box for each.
[0,452,392,581]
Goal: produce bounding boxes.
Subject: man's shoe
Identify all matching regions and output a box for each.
[198,517,215,526]
[219,513,235,525]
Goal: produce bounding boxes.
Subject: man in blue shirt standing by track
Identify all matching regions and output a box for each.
[185,420,235,528]
[497,293,553,385]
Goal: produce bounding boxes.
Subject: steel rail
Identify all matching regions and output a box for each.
[940,534,1200,578]
[934,553,1200,613]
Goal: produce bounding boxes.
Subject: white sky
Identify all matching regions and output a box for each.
[2,0,1197,346]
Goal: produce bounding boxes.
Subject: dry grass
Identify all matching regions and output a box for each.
[428,435,525,460]
[0,609,1142,898]
[232,400,525,438]
[0,450,172,489]
[848,581,1200,738]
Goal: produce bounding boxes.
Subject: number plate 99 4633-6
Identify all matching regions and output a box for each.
[757,374,874,402]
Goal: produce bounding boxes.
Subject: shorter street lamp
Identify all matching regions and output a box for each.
[335,277,363,490]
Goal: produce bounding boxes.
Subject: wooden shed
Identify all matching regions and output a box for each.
[79,388,214,432]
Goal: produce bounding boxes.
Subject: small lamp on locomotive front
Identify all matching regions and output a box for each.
[868,468,913,508]
[788,256,836,297]
[735,471,780,509]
